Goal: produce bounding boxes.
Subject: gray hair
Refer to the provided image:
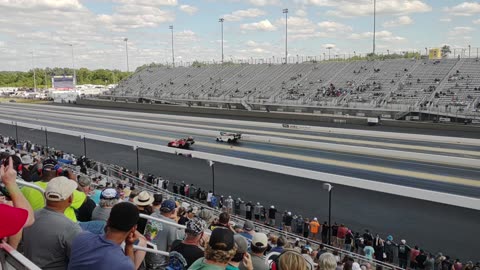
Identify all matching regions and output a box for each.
[319,253,337,270]
[100,198,118,208]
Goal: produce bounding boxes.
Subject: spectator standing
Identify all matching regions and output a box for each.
[144,199,184,270]
[170,217,207,268]
[23,176,83,270]
[322,222,330,244]
[331,223,339,246]
[189,228,237,270]
[363,241,375,261]
[91,188,118,222]
[336,224,348,248]
[76,175,96,222]
[309,218,320,240]
[345,230,354,252]
[245,201,253,220]
[235,197,242,215]
[424,253,435,270]
[410,245,421,269]
[417,250,427,270]
[303,218,310,238]
[253,202,262,222]
[384,235,397,264]
[206,190,213,207]
[284,212,293,232]
[398,239,411,269]
[453,259,463,270]
[225,196,234,214]
[68,202,141,270]
[268,205,277,227]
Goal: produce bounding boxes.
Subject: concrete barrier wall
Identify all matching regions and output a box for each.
[77,99,480,133]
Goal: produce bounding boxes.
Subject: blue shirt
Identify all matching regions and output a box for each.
[68,232,134,270]
[91,190,101,205]
[363,246,375,260]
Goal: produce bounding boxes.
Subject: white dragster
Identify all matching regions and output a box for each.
[216,132,242,143]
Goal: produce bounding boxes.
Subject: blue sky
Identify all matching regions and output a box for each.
[0,0,479,71]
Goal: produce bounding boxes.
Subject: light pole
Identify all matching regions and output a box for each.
[124,38,129,72]
[69,44,76,87]
[323,183,333,245]
[283,8,288,64]
[373,0,376,56]
[327,47,332,60]
[387,49,390,56]
[219,18,224,64]
[169,25,175,67]
[209,160,215,194]
[31,52,37,91]
[468,45,471,58]
[425,47,428,57]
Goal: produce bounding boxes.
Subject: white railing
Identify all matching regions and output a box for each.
[0,241,42,270]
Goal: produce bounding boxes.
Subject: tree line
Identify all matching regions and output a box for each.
[0,68,132,88]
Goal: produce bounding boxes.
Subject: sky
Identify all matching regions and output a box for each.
[0,0,479,71]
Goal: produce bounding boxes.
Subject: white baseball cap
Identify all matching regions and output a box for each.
[45,176,78,201]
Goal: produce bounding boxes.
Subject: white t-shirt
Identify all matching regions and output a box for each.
[207,192,213,202]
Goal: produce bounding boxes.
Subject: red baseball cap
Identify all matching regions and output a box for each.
[0,204,28,239]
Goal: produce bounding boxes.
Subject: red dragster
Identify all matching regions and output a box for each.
[167,137,195,149]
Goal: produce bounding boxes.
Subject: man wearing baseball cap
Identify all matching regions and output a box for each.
[0,156,35,249]
[145,199,184,270]
[23,176,83,270]
[68,202,141,270]
[170,217,207,268]
[21,158,86,222]
[189,228,237,270]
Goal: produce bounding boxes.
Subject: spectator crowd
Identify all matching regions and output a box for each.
[1,134,479,270]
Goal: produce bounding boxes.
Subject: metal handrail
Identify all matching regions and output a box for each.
[94,161,403,270]
[0,241,42,270]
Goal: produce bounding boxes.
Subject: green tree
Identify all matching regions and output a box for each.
[441,45,451,58]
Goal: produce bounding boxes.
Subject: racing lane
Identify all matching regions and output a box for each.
[1,106,479,197]
[1,122,479,262]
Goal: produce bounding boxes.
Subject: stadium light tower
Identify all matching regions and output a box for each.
[123,38,129,72]
[219,18,224,64]
[372,0,376,56]
[468,44,471,58]
[327,46,333,60]
[31,52,37,92]
[322,183,333,246]
[169,25,175,67]
[68,44,76,87]
[283,8,288,64]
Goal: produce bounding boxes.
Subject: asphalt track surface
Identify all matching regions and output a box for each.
[0,104,479,260]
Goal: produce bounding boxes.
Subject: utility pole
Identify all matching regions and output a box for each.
[69,44,76,87]
[373,0,376,56]
[31,52,37,91]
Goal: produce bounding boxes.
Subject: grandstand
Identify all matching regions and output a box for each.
[110,58,480,119]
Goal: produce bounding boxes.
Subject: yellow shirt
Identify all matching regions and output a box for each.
[21,181,86,222]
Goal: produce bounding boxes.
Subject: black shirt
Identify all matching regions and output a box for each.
[268,208,277,219]
[285,215,293,226]
[77,197,96,222]
[170,240,204,268]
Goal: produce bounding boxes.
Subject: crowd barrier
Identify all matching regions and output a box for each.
[0,242,41,270]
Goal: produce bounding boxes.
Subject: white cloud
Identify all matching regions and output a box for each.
[295,9,307,17]
[0,0,83,11]
[349,30,405,41]
[323,43,336,48]
[440,18,452,22]
[324,0,431,17]
[383,16,413,27]
[223,8,265,21]
[98,4,174,31]
[248,0,279,6]
[112,0,177,6]
[448,26,474,36]
[444,2,480,16]
[179,5,198,15]
[474,19,480,24]
[240,19,277,31]
[317,21,352,32]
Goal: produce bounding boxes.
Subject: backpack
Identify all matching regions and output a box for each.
[166,251,187,270]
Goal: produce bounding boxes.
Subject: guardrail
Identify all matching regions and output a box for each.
[91,161,403,270]
[0,241,42,270]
